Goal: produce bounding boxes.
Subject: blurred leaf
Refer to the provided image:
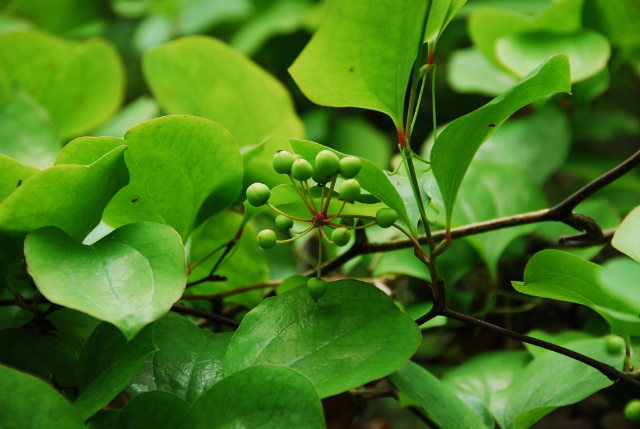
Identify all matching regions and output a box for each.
[583,0,640,57]
[183,365,325,429]
[223,280,421,398]
[447,47,517,96]
[612,205,640,262]
[522,330,595,359]
[599,257,640,313]
[1,0,104,35]
[573,108,640,142]
[431,55,570,227]
[390,361,490,429]
[93,96,159,138]
[289,0,427,127]
[331,117,392,169]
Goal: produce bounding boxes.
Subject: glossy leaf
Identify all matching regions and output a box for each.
[0,144,128,242]
[0,30,124,139]
[223,280,421,398]
[496,30,610,82]
[143,36,302,187]
[0,364,84,429]
[93,391,189,429]
[494,338,625,429]
[183,365,325,429]
[129,312,233,404]
[453,162,546,279]
[102,115,243,240]
[289,0,427,127]
[612,205,640,263]
[389,361,490,429]
[0,155,38,202]
[513,250,640,334]
[431,55,570,227]
[25,222,187,340]
[74,323,157,420]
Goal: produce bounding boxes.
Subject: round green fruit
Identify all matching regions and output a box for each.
[307,277,328,300]
[624,400,640,423]
[331,227,351,247]
[339,156,362,179]
[246,183,270,207]
[376,208,398,228]
[339,179,361,203]
[275,215,294,232]
[291,159,313,181]
[605,335,625,355]
[314,150,340,177]
[257,229,277,249]
[272,150,295,174]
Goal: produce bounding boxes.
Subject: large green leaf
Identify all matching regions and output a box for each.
[431,55,570,227]
[512,250,640,334]
[612,205,640,263]
[0,364,84,429]
[223,279,421,398]
[100,115,243,240]
[0,30,124,139]
[0,144,128,243]
[25,222,187,340]
[129,312,233,404]
[453,162,546,279]
[74,323,157,420]
[143,36,302,187]
[494,338,625,429]
[0,155,38,202]
[599,257,640,315]
[389,361,490,429]
[182,365,325,429]
[289,0,427,128]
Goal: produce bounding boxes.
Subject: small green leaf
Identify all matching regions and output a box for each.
[223,280,421,398]
[102,115,243,240]
[0,364,84,429]
[431,55,570,227]
[25,222,187,340]
[389,361,490,429]
[0,30,124,139]
[612,205,640,263]
[129,312,233,404]
[182,365,325,429]
[74,323,157,420]
[289,0,427,127]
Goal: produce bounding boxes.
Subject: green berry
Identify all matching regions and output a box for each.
[314,150,340,177]
[340,217,355,227]
[605,335,625,354]
[257,229,277,249]
[624,400,640,423]
[307,277,328,300]
[275,215,294,232]
[376,208,398,228]
[339,156,362,179]
[272,150,295,174]
[291,159,313,181]
[331,227,350,247]
[339,179,360,203]
[246,183,270,207]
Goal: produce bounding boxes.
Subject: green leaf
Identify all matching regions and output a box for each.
[583,0,640,55]
[0,155,38,202]
[290,139,415,235]
[93,96,160,139]
[612,205,640,263]
[389,361,490,429]
[94,391,190,429]
[47,308,102,358]
[25,222,187,340]
[0,90,59,169]
[496,30,610,82]
[143,36,302,187]
[183,365,325,429]
[513,250,640,334]
[74,322,157,420]
[0,30,124,139]
[223,279,421,398]
[453,162,546,279]
[0,364,84,429]
[101,115,243,241]
[446,47,518,96]
[599,257,640,315]
[431,55,570,227]
[129,312,233,404]
[3,0,105,35]
[494,338,625,429]
[289,0,427,127]
[0,144,128,243]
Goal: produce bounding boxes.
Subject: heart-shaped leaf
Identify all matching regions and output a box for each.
[223,279,421,398]
[183,365,325,429]
[289,0,426,128]
[25,222,187,340]
[0,30,124,139]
